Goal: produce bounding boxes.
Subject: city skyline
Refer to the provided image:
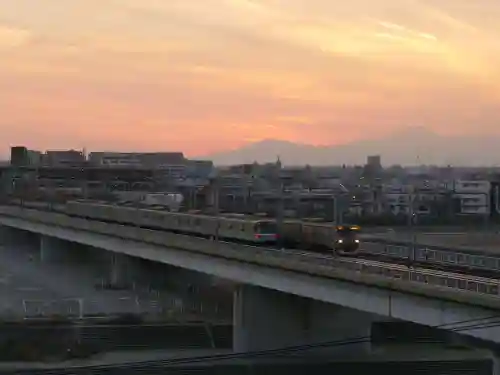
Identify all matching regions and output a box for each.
[1,0,500,157]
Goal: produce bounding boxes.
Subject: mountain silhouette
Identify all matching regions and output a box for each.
[203,127,500,166]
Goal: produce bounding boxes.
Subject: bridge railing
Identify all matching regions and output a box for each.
[361,241,500,273]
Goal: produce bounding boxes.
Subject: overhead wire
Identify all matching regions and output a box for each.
[26,313,500,374]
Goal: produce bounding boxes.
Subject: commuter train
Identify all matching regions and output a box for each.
[64,200,279,245]
[9,199,361,255]
[282,220,361,255]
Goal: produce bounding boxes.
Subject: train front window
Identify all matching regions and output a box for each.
[336,226,360,240]
[255,221,277,234]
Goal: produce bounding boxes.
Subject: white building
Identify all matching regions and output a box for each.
[451,180,490,215]
[382,181,440,216]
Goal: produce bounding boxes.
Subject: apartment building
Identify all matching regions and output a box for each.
[451,180,491,215]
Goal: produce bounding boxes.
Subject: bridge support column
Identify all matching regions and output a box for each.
[492,354,500,375]
[40,235,69,263]
[233,284,372,357]
[110,252,130,288]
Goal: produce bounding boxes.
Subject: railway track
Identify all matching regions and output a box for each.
[357,251,500,280]
[239,238,500,280]
[358,241,500,279]
[200,239,500,296]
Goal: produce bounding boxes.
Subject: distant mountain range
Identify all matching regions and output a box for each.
[203,127,500,167]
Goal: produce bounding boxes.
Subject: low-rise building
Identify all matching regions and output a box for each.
[43,150,85,167]
[88,152,185,169]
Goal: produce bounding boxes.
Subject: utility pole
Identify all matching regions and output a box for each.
[331,196,337,224]
[408,184,417,266]
[276,156,284,249]
[337,183,349,225]
[213,175,220,241]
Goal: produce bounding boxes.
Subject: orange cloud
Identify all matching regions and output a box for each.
[1,0,500,157]
[0,25,31,48]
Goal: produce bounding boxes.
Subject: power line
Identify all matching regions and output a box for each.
[30,314,500,374]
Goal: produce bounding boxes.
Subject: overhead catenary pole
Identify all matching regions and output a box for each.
[276,157,285,249]
[213,174,220,241]
[337,183,349,226]
[408,183,417,266]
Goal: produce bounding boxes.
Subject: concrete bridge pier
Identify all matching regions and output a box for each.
[493,355,500,375]
[109,252,132,288]
[233,284,373,357]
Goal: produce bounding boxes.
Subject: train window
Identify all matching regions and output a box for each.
[436,276,447,286]
[426,275,438,285]
[478,283,488,294]
[241,224,245,232]
[466,281,478,292]
[413,274,425,283]
[415,248,424,259]
[445,253,457,263]
[255,221,277,234]
[445,278,457,288]
[472,256,484,266]
[462,255,471,265]
[484,258,497,270]
[194,218,201,226]
[426,250,437,260]
[391,270,403,279]
[488,285,499,295]
[391,246,401,256]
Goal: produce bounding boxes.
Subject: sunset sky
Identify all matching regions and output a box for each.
[1,0,500,157]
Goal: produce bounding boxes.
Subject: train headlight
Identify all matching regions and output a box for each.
[337,239,343,244]
[355,239,360,243]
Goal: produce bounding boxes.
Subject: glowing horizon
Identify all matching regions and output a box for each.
[1,0,500,157]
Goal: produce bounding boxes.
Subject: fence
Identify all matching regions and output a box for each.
[2,293,232,322]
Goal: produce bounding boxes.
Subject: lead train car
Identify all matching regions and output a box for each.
[281,220,360,255]
[65,201,278,245]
